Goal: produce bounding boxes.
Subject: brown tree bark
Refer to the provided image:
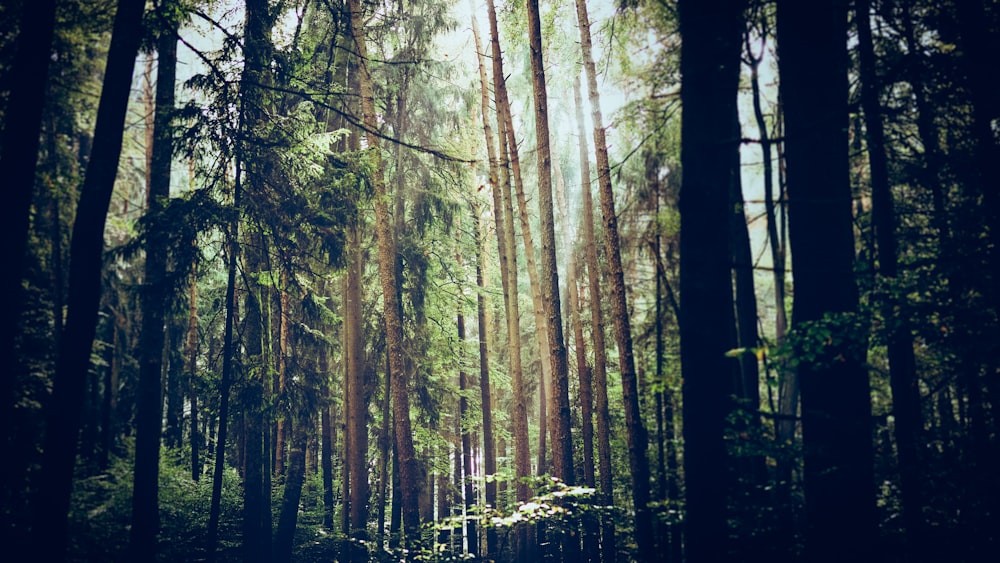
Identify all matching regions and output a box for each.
[31,2,145,559]
[347,0,420,546]
[573,71,616,563]
[527,0,574,492]
[345,223,369,548]
[575,0,653,555]
[471,17,500,556]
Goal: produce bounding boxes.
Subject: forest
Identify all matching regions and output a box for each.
[1,0,998,561]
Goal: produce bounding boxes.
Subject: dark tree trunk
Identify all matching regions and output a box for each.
[274,416,311,563]
[856,0,928,558]
[207,162,240,560]
[130,16,177,556]
[0,0,57,421]
[777,1,877,560]
[677,1,745,561]
[188,271,201,481]
[239,1,275,560]
[30,2,145,559]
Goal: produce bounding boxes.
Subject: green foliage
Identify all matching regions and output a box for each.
[67,444,244,562]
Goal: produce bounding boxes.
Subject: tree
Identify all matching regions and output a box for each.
[130,8,179,557]
[677,1,745,560]
[471,16,499,557]
[484,1,533,559]
[527,0,573,494]
[777,1,877,559]
[576,0,655,556]
[573,68,616,563]
[0,0,58,415]
[856,0,927,557]
[30,1,146,559]
[346,0,421,545]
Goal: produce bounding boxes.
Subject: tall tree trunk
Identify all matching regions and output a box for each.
[242,247,269,563]
[458,300,478,557]
[275,270,291,476]
[188,269,201,481]
[31,2,145,559]
[483,5,533,561]
[777,1,877,560]
[129,13,177,558]
[240,1,275,560]
[677,1,745,561]
[856,1,927,559]
[575,0,653,556]
[347,0,420,546]
[0,0,57,418]
[345,224,368,552]
[319,282,335,530]
[573,70,616,563]
[746,22,797,545]
[470,21,499,554]
[527,0,574,493]
[377,347,392,547]
[475,207,498,558]
[482,0,555,480]
[207,159,240,560]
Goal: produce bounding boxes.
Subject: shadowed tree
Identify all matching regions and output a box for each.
[678,0,745,561]
[30,1,146,559]
[777,0,877,560]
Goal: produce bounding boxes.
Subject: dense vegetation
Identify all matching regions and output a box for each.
[1,0,998,561]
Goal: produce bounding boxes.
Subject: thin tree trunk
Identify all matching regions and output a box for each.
[319,284,335,530]
[377,348,392,547]
[31,2,145,559]
[129,11,177,557]
[347,0,420,546]
[747,23,797,544]
[486,4,532,555]
[469,26,499,552]
[188,266,201,481]
[475,207,498,558]
[573,70,616,563]
[458,299,478,557]
[856,0,927,557]
[275,270,291,476]
[575,0,653,556]
[206,159,240,561]
[345,224,368,551]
